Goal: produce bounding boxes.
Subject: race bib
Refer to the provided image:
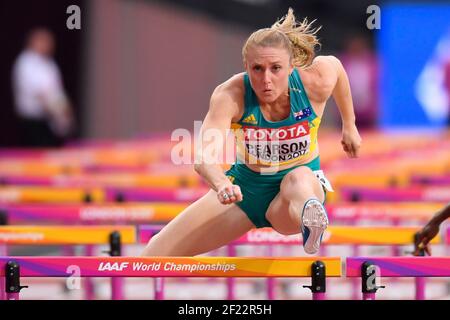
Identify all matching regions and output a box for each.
[243,122,311,165]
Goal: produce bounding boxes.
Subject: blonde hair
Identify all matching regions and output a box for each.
[242,8,321,68]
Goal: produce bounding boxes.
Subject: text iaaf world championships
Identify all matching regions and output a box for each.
[97,261,236,272]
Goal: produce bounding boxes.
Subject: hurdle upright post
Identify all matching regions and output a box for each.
[266,245,276,300]
[154,277,164,300]
[226,245,236,300]
[82,192,97,300]
[84,251,96,299]
[103,231,124,300]
[361,261,384,300]
[154,236,165,301]
[446,227,450,296]
[351,244,360,300]
[0,211,7,300]
[413,233,426,300]
[5,261,28,300]
[303,260,327,300]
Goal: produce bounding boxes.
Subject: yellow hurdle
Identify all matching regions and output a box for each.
[0,186,104,203]
[0,225,136,244]
[236,226,442,245]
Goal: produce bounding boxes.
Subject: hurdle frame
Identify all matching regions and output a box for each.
[0,256,342,300]
[346,257,450,300]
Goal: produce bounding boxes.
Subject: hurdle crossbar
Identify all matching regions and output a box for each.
[346,256,450,278]
[346,256,450,300]
[0,226,136,244]
[0,186,104,203]
[326,202,445,221]
[139,225,442,246]
[0,256,340,300]
[1,203,187,223]
[0,256,341,278]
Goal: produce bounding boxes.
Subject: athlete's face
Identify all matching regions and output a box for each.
[245,46,293,104]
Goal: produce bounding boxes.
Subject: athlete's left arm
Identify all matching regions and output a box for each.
[327,55,362,158]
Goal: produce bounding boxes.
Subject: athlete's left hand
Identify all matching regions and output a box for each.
[341,124,362,158]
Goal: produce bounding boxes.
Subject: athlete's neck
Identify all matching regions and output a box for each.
[259,90,290,119]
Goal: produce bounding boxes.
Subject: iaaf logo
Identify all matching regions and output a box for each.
[98,262,129,271]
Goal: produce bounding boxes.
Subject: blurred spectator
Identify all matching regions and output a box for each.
[12,28,75,147]
[340,35,378,129]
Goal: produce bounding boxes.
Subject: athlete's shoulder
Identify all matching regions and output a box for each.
[211,73,246,108]
[299,55,341,83]
[312,55,342,66]
[296,56,340,102]
[310,55,343,75]
[213,72,245,97]
[209,73,246,122]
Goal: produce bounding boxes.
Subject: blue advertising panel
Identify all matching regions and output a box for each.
[379,4,450,128]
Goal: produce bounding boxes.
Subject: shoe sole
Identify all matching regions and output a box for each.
[302,200,328,254]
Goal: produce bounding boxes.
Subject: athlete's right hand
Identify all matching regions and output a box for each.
[217,183,243,205]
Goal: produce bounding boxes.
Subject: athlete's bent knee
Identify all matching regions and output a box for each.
[283,166,314,185]
[280,167,315,198]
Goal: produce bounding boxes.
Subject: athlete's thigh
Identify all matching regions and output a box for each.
[142,189,255,256]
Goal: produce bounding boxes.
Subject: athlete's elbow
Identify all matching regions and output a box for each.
[194,163,204,175]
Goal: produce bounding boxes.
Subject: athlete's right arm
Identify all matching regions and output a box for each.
[194,79,244,205]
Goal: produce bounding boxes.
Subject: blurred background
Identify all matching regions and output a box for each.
[0,0,384,144]
[1,0,449,144]
[0,0,449,300]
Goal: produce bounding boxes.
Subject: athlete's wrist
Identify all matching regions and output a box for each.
[342,119,356,129]
[214,179,233,192]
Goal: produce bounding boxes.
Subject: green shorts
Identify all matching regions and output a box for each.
[225,157,331,228]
